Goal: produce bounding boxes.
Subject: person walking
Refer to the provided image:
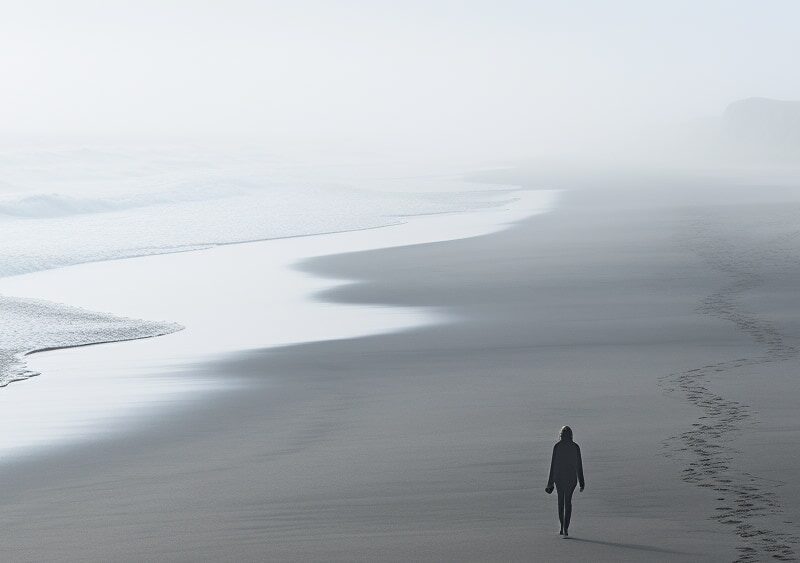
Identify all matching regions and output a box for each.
[545,425,585,536]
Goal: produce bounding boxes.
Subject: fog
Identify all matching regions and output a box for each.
[2,1,800,166]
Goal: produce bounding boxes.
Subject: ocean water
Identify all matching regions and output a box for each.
[0,147,520,386]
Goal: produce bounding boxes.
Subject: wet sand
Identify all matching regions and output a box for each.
[2,177,800,561]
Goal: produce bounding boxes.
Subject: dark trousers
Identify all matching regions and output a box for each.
[555,482,576,531]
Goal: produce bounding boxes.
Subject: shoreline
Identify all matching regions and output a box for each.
[0,188,555,463]
[0,176,525,389]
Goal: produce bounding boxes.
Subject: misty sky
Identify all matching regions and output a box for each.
[2,0,799,159]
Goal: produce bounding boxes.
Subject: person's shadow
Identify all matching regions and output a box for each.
[563,537,688,556]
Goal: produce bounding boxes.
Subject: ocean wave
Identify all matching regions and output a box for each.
[0,295,182,387]
[0,179,255,219]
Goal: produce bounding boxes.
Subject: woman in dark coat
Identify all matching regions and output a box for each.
[545,425,585,536]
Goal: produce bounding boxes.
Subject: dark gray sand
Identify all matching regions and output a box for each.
[2,177,800,561]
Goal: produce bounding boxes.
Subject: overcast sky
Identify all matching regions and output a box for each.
[2,0,799,159]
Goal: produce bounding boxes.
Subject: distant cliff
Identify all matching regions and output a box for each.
[722,97,800,148]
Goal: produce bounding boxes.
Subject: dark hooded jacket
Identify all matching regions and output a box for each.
[547,439,585,489]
